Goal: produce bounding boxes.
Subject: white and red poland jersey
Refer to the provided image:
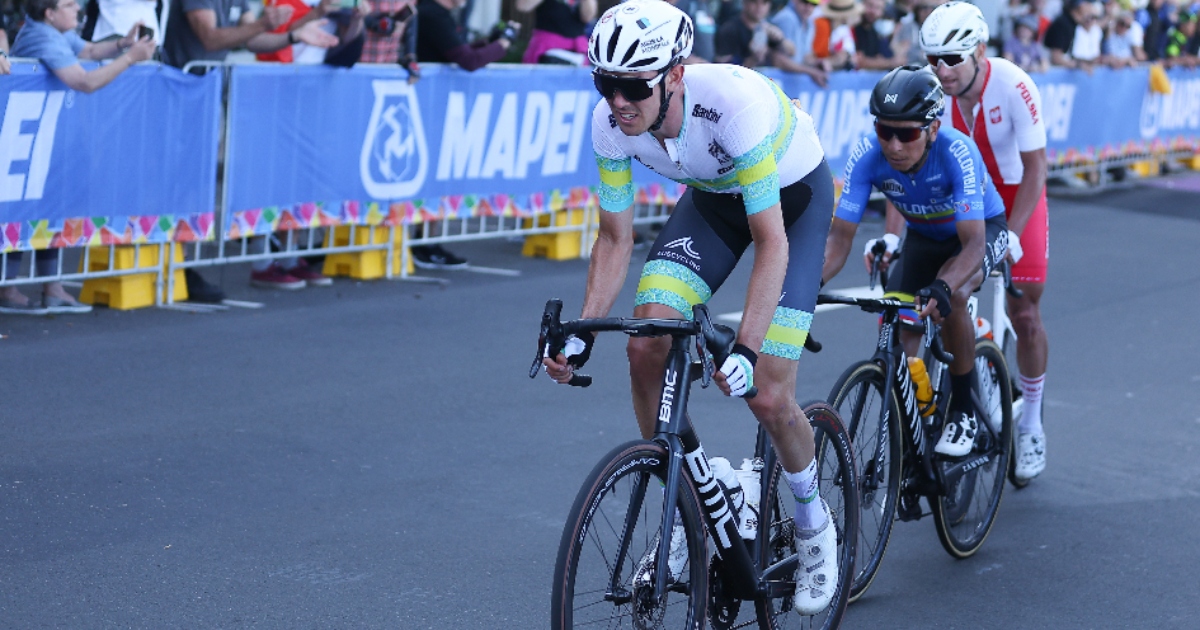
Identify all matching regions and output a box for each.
[942,57,1047,189]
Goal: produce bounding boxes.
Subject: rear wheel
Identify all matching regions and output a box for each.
[932,340,1012,558]
[552,440,708,629]
[826,361,902,602]
[755,402,858,629]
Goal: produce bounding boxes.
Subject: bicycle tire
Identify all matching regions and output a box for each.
[1001,330,1032,489]
[551,440,708,630]
[826,361,902,602]
[755,402,858,630]
[931,340,1013,559]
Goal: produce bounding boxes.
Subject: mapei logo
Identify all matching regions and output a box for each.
[360,80,429,199]
[0,91,65,203]
[664,236,701,259]
[691,103,722,124]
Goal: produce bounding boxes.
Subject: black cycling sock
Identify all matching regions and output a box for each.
[950,369,977,414]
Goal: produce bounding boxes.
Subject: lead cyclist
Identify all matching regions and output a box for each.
[541,0,839,615]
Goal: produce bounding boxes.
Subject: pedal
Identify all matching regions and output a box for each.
[897,491,924,522]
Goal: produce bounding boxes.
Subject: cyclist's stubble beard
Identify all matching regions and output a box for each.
[938,48,984,99]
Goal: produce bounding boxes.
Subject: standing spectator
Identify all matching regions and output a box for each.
[517,0,596,65]
[853,0,898,69]
[1137,0,1174,61]
[1,0,23,54]
[812,0,859,69]
[90,0,160,45]
[4,0,158,314]
[892,0,945,65]
[160,0,338,69]
[1164,10,1200,68]
[1004,15,1048,71]
[714,0,794,68]
[1103,10,1146,67]
[770,0,831,86]
[1044,0,1100,69]
[360,0,420,81]
[413,0,515,269]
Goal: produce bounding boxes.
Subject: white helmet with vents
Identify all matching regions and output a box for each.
[589,0,694,74]
[920,1,990,55]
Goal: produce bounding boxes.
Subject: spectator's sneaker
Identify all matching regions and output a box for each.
[250,265,306,290]
[1014,432,1046,481]
[935,410,978,457]
[411,245,468,270]
[185,269,226,303]
[793,500,838,616]
[633,523,687,587]
[43,294,92,314]
[286,260,332,287]
[0,297,48,316]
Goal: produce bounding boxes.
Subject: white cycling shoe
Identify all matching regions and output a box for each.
[634,523,687,587]
[935,410,978,457]
[1014,432,1047,481]
[793,500,838,616]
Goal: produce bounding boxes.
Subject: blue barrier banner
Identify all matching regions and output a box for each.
[223,64,676,237]
[0,63,222,252]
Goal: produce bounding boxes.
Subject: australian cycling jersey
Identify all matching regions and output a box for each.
[836,126,1005,241]
[592,63,825,216]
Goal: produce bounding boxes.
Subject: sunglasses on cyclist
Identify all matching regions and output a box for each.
[927,53,969,68]
[592,71,667,102]
[875,121,930,143]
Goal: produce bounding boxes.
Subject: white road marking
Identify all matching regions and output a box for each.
[717,285,885,323]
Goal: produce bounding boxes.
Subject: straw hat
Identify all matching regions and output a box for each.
[824,0,863,22]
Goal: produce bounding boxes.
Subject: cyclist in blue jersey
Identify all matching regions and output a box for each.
[822,65,1009,458]
[541,0,839,615]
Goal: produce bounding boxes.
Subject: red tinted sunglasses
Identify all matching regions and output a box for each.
[875,121,930,143]
[927,53,969,68]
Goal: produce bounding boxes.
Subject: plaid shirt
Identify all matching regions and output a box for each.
[360,0,416,63]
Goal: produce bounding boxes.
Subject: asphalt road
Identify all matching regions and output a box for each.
[2,178,1199,629]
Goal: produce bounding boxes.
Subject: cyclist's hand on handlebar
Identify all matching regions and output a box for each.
[542,332,594,384]
[916,279,953,323]
[715,344,757,397]
[542,353,575,384]
[863,233,900,273]
[1005,229,1024,264]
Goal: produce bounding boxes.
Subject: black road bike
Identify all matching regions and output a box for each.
[819,290,1014,602]
[534,300,859,629]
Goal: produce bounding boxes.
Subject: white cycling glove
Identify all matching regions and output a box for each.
[863,233,901,258]
[1005,230,1024,264]
[719,345,758,397]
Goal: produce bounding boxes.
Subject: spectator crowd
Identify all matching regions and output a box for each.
[2,0,1198,309]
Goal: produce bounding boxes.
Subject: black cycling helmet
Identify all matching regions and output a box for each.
[870,65,945,123]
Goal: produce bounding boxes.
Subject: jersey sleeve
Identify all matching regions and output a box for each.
[946,137,987,222]
[834,136,876,225]
[591,104,634,213]
[1008,69,1048,152]
[721,105,782,215]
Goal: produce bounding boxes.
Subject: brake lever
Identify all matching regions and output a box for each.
[530,299,564,379]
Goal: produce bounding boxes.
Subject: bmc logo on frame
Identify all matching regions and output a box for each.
[0,91,65,203]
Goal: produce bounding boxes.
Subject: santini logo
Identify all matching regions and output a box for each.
[361,80,429,199]
[0,91,65,202]
[664,237,701,259]
[691,103,721,123]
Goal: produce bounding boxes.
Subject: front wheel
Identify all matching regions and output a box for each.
[551,440,708,629]
[931,340,1013,558]
[756,402,858,630]
[1001,330,1032,489]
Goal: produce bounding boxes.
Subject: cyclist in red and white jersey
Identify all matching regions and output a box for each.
[921,1,1048,481]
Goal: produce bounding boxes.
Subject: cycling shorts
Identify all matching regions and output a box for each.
[634,160,835,360]
[996,183,1048,285]
[886,214,1008,298]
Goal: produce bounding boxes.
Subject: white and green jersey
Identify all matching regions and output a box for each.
[592,63,825,216]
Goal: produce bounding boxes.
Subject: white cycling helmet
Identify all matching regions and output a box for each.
[589,0,694,74]
[920,1,990,55]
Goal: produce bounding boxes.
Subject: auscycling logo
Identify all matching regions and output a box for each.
[360,80,429,199]
[664,236,701,259]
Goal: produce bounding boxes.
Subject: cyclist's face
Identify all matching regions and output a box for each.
[931,43,981,96]
[877,119,938,171]
[597,66,682,136]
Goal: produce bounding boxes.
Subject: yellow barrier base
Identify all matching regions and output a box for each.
[1182,154,1200,171]
[322,226,413,280]
[79,244,187,310]
[1130,161,1160,178]
[522,209,594,261]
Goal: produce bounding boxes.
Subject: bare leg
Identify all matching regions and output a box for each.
[1007,282,1048,378]
[627,303,678,440]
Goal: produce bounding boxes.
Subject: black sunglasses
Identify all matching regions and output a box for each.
[927,53,969,68]
[593,71,666,103]
[875,121,930,143]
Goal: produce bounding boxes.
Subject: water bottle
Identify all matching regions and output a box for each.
[707,457,753,539]
[908,357,936,417]
[736,459,761,540]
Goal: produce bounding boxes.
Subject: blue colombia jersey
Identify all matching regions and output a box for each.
[835,127,1005,241]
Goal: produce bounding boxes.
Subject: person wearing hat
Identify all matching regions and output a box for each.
[1003,14,1048,72]
[813,0,860,69]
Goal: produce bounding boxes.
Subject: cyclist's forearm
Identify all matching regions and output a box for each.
[739,227,788,351]
[581,228,633,319]
[821,218,856,284]
[940,227,986,292]
[1009,149,1047,237]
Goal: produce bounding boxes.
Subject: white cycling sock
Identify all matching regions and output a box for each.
[785,459,827,532]
[1018,373,1045,435]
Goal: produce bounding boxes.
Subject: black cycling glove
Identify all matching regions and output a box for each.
[551,331,594,368]
[917,279,953,318]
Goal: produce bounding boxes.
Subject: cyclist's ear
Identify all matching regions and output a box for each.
[928,118,941,143]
